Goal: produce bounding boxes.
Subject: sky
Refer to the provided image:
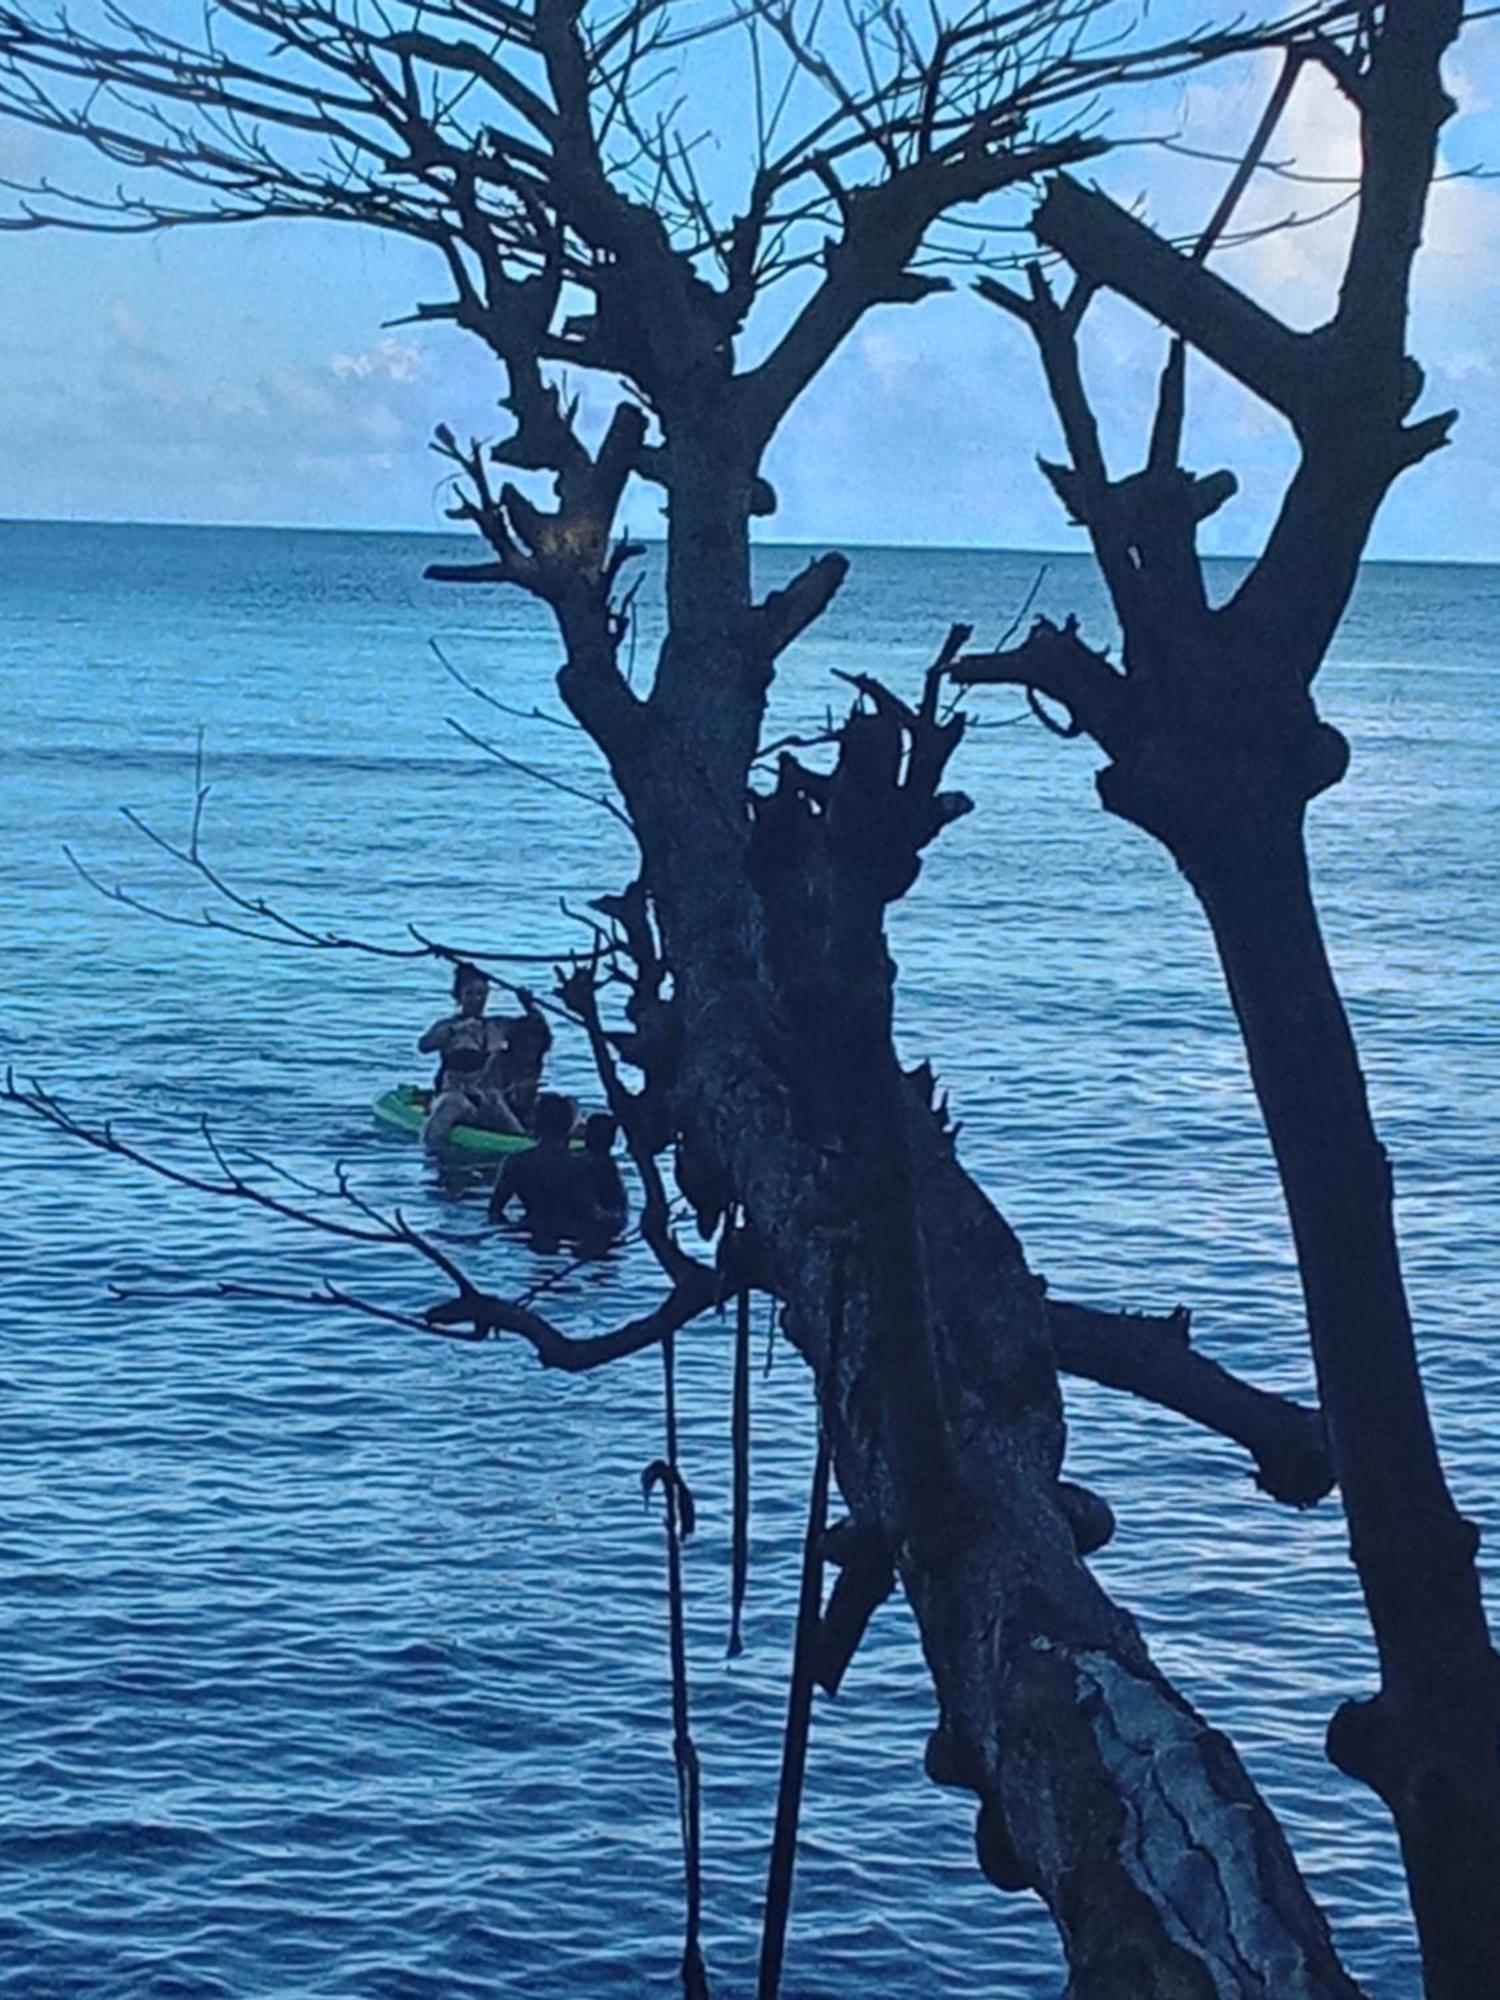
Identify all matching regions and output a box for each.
[0,6,1497,559]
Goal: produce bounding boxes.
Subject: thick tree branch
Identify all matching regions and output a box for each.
[1048,1299,1334,1507]
[738,132,1106,450]
[950,613,1127,754]
[1032,174,1318,429]
[813,1518,896,1695]
[1027,5,1466,673]
[978,263,1153,620]
[754,552,850,658]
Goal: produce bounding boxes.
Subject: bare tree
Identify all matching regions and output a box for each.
[953,6,1499,1993]
[0,2,1430,1994]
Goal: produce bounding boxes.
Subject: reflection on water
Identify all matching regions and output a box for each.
[3,523,1498,1994]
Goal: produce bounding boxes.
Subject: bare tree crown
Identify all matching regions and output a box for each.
[0,2,1367,504]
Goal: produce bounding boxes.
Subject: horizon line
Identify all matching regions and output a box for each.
[1,513,1495,570]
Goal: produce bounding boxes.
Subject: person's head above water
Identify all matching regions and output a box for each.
[451,961,490,1015]
[533,1092,575,1143]
[584,1113,618,1155]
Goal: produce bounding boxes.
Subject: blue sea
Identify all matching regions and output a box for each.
[2,519,1498,1997]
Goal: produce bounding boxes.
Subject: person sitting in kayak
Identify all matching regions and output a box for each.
[487,1092,590,1245]
[418,962,537,1148]
[494,1001,552,1132]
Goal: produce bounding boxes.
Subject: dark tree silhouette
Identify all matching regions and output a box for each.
[952,6,1499,1992]
[0,2,1471,1994]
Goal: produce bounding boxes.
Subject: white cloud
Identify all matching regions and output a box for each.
[291,448,399,482]
[1117,50,1497,328]
[329,337,424,382]
[858,328,916,393]
[1186,61,1362,324]
[0,298,461,516]
[1438,348,1497,383]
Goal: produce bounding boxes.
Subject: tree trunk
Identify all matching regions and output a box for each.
[619,671,1362,1993]
[1177,809,1500,1997]
[525,385,1371,1985]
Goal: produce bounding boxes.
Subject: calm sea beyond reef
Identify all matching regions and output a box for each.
[2,519,1498,1997]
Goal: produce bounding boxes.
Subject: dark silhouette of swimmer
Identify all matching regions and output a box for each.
[577,1112,629,1255]
[487,1092,588,1245]
[584,1114,627,1223]
[487,1098,631,1253]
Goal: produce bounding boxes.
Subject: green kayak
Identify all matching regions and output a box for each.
[373,1084,538,1157]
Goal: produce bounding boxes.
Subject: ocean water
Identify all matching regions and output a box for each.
[2,519,1497,1997]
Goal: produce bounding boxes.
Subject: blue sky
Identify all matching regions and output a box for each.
[0,10,1496,558]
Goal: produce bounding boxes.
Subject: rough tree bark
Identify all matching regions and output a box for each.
[955,5,1500,1989]
[610,555,1359,1997]
[467,348,1358,1978]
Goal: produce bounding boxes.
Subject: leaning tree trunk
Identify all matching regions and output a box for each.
[994,18,1500,1970]
[616,627,1362,1994]
[957,605,1500,1992]
[461,359,1367,1988]
[1174,806,1500,1997]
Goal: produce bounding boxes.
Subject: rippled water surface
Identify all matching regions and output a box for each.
[3,521,1498,1997]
